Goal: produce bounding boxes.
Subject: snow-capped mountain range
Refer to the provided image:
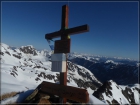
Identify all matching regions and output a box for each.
[68,53,139,85]
[0,43,139,104]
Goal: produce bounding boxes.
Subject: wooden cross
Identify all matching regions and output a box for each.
[45,5,89,40]
[45,5,89,103]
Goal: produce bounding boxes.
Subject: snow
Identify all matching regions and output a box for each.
[102,80,135,104]
[1,72,27,95]
[1,43,139,104]
[120,84,140,104]
[136,63,139,67]
[109,81,130,104]
[1,71,105,104]
[105,60,118,65]
[88,94,108,104]
[101,81,140,104]
[1,43,106,104]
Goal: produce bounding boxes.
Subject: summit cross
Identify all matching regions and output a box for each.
[45,5,89,103]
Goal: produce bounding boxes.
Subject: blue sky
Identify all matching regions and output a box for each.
[1,1,139,60]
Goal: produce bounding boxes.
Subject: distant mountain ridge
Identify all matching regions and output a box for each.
[68,53,139,85]
[68,52,138,65]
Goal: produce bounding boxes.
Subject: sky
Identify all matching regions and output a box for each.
[1,1,139,60]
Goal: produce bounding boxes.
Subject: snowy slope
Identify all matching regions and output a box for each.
[93,80,140,104]
[0,43,103,104]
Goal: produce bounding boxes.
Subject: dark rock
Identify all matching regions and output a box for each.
[55,73,60,82]
[35,77,41,81]
[19,46,37,56]
[5,51,11,56]
[43,67,47,70]
[33,66,41,69]
[112,99,119,104]
[12,70,18,76]
[0,51,4,55]
[39,61,43,65]
[135,87,140,93]
[13,54,21,59]
[122,87,135,103]
[67,61,102,88]
[10,73,16,78]
[93,81,114,103]
[13,66,17,71]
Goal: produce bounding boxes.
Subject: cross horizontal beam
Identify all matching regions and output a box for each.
[45,24,89,40]
[40,81,89,103]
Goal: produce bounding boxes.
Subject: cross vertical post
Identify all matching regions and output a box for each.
[61,5,68,30]
[60,5,69,103]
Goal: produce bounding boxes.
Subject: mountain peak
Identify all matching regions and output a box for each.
[20,45,37,56]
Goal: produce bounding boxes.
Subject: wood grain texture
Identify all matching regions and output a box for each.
[41,81,89,103]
